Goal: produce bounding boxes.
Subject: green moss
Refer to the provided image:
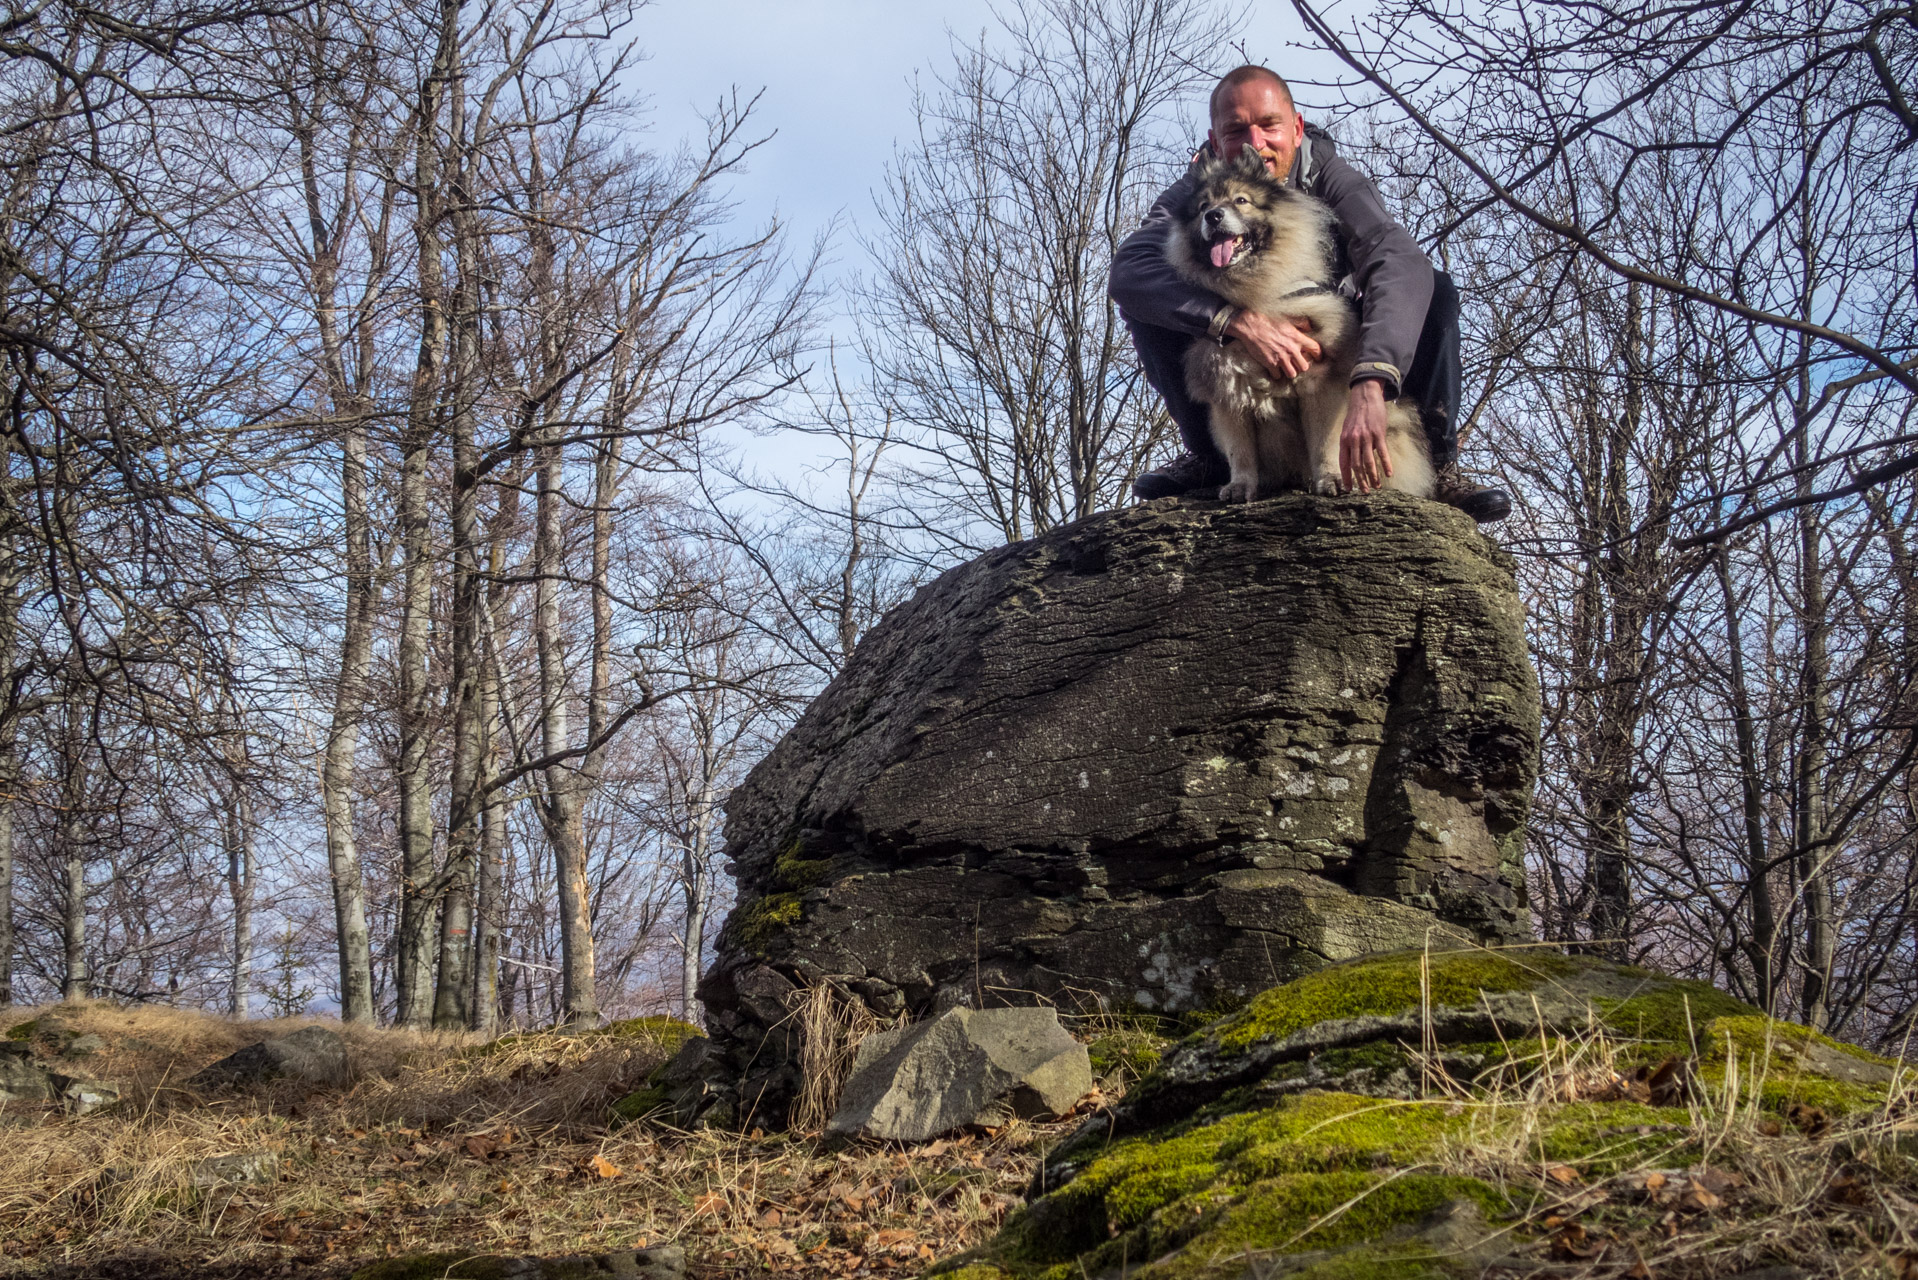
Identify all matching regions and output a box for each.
[598,1016,701,1051]
[734,892,803,953]
[610,1085,671,1124]
[1152,1173,1507,1280]
[1004,1093,1466,1267]
[1704,1014,1894,1068]
[1213,950,1577,1053]
[1595,981,1756,1047]
[1087,1028,1168,1083]
[1310,1042,1413,1076]
[940,1268,1013,1280]
[5,1020,34,1040]
[773,836,833,890]
[1527,1101,1697,1173]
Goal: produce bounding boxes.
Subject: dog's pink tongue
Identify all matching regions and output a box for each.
[1210,239,1235,269]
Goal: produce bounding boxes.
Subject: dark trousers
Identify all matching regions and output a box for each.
[1128,268,1463,471]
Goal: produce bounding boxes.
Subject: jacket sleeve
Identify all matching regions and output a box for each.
[1312,149,1432,397]
[1107,172,1237,340]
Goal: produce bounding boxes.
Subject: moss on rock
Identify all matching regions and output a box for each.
[954,950,1903,1280]
[1212,950,1577,1053]
[733,893,803,954]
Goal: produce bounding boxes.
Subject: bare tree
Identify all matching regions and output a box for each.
[862,0,1234,551]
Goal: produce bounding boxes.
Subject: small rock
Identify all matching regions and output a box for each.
[55,1075,119,1115]
[59,1033,105,1058]
[0,1042,54,1103]
[829,1006,1092,1142]
[189,1025,349,1088]
[190,1151,280,1187]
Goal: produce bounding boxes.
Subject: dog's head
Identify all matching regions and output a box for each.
[1173,145,1330,280]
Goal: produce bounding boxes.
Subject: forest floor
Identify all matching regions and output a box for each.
[0,1001,1058,1280]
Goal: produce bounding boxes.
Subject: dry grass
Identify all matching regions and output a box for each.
[788,984,885,1134]
[1421,1004,1918,1278]
[0,1000,1053,1280]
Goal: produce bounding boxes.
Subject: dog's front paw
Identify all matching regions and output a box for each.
[1311,475,1341,497]
[1218,479,1258,503]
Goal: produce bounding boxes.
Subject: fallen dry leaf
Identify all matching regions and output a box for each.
[693,1191,727,1215]
[588,1154,621,1180]
[1545,1164,1582,1185]
[1676,1186,1720,1213]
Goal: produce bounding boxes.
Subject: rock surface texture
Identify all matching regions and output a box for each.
[828,1007,1093,1141]
[190,1025,350,1089]
[701,494,1539,1123]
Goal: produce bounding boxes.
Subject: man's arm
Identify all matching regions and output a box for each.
[1107,172,1231,338]
[1310,144,1433,399]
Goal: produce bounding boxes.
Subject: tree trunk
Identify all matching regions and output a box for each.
[534,432,599,1030]
[296,67,382,1028]
[679,775,716,1019]
[434,65,484,1032]
[227,782,254,1018]
[469,460,521,1035]
[1716,543,1776,1011]
[394,0,459,1029]
[1794,435,1835,1031]
[60,696,87,1002]
[0,741,11,1010]
[321,415,379,1024]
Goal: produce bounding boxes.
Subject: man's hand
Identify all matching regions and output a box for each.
[1224,309,1320,378]
[1340,379,1394,492]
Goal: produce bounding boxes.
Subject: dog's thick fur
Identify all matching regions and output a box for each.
[1168,147,1432,502]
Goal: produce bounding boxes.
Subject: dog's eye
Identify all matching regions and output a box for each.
[1234,195,1250,205]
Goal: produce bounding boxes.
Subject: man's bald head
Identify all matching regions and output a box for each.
[1207,66,1304,180]
[1208,66,1293,128]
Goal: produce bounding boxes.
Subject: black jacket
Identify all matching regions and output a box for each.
[1107,125,1432,398]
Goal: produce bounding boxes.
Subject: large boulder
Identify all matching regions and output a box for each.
[829,1007,1093,1141]
[701,494,1539,1123]
[190,1025,349,1089]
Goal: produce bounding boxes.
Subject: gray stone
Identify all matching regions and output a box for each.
[189,1151,280,1187]
[189,1025,349,1089]
[0,1041,53,1102]
[700,495,1537,1125]
[55,1074,119,1115]
[829,1006,1092,1141]
[59,1032,105,1058]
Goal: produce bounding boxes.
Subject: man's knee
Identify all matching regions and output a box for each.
[1126,318,1217,459]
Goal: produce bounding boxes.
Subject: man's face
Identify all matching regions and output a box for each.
[1208,79,1303,180]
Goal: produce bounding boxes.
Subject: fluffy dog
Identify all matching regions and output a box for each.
[1168,147,1432,502]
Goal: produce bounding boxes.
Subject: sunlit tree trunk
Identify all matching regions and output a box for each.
[59,692,87,1002]
[534,430,598,1029]
[394,0,460,1029]
[226,781,254,1018]
[435,66,485,1031]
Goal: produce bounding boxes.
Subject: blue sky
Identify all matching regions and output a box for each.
[631,0,1346,286]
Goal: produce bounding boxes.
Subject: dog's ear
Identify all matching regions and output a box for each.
[1235,144,1268,178]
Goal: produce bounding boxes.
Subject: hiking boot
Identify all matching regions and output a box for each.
[1432,465,1512,523]
[1133,451,1229,501]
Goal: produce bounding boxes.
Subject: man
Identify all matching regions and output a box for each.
[1112,65,1510,522]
